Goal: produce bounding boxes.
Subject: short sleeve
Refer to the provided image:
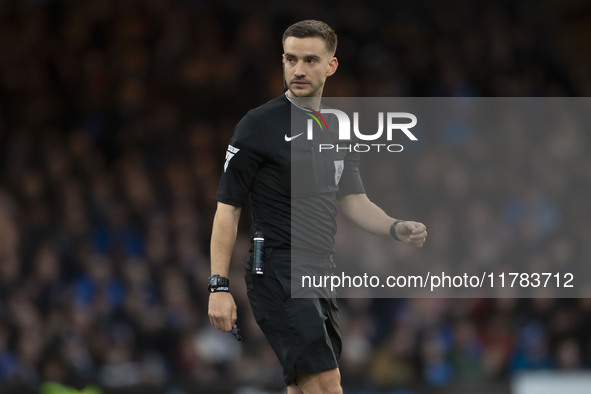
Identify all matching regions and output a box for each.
[216,113,266,206]
[337,149,365,198]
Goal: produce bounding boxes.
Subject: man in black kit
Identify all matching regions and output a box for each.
[208,20,427,394]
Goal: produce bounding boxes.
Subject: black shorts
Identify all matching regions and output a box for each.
[245,249,342,386]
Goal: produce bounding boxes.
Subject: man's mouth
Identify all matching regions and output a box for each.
[291,80,309,87]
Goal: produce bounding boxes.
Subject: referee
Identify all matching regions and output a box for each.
[208,20,427,394]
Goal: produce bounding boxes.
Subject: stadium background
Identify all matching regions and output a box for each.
[0,0,590,393]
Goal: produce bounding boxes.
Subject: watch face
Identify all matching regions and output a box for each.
[209,275,219,287]
[208,275,228,291]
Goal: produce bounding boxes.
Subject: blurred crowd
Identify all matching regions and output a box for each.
[0,0,590,392]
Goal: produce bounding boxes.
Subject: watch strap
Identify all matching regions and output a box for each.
[209,285,230,293]
[208,275,230,293]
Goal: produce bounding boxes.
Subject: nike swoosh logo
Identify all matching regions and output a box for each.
[284,132,303,142]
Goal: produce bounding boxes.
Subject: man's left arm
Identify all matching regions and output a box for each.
[339,193,427,248]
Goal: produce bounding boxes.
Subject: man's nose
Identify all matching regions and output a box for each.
[294,61,305,77]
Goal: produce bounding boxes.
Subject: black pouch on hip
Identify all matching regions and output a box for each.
[252,231,264,276]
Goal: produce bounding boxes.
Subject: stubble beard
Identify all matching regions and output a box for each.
[288,81,322,98]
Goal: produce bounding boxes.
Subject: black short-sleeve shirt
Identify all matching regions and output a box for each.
[216,95,365,254]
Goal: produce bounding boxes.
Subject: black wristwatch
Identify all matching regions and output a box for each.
[208,275,230,293]
[390,220,405,241]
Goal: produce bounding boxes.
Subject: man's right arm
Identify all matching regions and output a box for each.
[208,201,242,332]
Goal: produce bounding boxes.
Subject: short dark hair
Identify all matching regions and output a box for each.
[282,20,337,55]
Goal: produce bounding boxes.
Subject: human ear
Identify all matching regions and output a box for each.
[327,57,338,77]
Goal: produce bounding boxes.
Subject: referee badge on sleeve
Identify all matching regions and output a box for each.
[334,160,344,185]
[224,144,240,172]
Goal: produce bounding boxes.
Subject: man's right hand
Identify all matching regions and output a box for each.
[208,292,238,332]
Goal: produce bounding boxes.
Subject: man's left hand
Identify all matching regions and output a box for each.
[395,221,427,248]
